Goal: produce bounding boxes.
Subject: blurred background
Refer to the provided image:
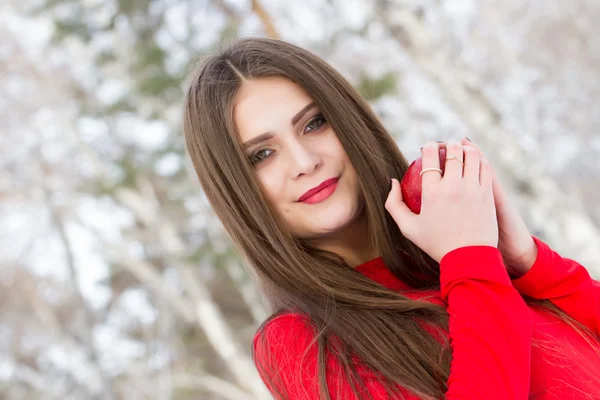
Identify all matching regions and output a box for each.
[1,0,600,399]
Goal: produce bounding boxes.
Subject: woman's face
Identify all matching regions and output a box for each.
[233,76,365,241]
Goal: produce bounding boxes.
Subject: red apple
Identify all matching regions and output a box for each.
[400,148,447,214]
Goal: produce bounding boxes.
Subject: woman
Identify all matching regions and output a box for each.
[182,37,600,399]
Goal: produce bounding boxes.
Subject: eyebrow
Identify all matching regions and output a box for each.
[242,102,317,149]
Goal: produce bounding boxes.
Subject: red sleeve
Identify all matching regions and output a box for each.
[253,246,532,400]
[440,246,532,399]
[511,236,600,337]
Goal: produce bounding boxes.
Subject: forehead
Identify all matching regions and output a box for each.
[233,77,313,140]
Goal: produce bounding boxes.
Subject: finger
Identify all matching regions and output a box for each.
[463,146,480,185]
[490,163,509,209]
[460,138,496,189]
[420,141,443,187]
[385,178,415,232]
[480,156,493,188]
[443,140,464,181]
[462,139,505,206]
[461,137,482,154]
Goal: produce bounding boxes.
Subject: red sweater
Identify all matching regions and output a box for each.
[253,237,600,399]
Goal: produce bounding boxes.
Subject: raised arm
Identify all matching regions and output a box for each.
[439,245,532,399]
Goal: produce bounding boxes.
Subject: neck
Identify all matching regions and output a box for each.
[310,210,378,268]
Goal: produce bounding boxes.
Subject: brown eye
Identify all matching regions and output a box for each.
[248,148,273,166]
[304,114,326,133]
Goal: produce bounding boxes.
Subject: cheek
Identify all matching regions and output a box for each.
[327,131,348,161]
[258,170,288,210]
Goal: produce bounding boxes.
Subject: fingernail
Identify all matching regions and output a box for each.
[465,136,472,142]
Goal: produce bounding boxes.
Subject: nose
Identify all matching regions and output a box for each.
[287,138,322,178]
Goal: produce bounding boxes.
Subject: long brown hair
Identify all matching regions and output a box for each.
[182,37,598,399]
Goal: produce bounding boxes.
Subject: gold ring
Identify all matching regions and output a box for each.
[420,167,443,177]
[446,156,464,166]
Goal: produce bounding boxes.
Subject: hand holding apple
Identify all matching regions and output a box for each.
[386,141,498,263]
[399,138,537,277]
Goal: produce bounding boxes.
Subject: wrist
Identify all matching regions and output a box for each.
[506,239,538,278]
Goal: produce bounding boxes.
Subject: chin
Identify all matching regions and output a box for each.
[308,205,358,235]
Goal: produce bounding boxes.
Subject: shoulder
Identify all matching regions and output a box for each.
[252,313,421,400]
[252,312,318,364]
[256,312,314,335]
[252,312,322,397]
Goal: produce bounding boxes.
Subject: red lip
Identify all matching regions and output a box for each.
[297,177,339,202]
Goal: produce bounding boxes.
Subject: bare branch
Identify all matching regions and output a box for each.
[43,186,116,400]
